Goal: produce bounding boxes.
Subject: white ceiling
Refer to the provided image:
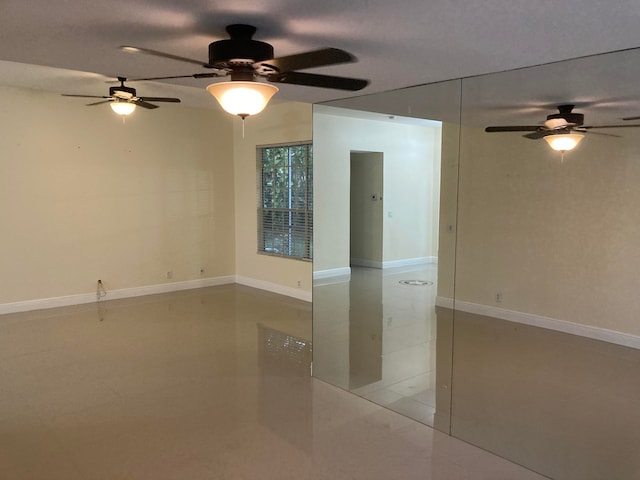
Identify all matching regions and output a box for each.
[2,1,640,108]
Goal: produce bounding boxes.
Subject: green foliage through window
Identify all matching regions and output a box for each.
[258,143,313,260]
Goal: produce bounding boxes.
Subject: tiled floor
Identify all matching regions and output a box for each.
[0,284,545,479]
[313,264,640,479]
[314,265,439,425]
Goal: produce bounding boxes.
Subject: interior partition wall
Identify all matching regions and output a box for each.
[312,48,640,480]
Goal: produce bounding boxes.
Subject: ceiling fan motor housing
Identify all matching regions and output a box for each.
[208,24,275,67]
[547,104,584,126]
[109,85,136,98]
[116,23,368,91]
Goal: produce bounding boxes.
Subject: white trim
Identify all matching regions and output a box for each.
[382,256,437,269]
[435,296,640,350]
[0,276,236,315]
[235,276,312,303]
[351,256,437,269]
[435,295,454,309]
[313,267,352,280]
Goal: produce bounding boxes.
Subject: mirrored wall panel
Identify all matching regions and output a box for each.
[312,80,462,431]
[313,47,640,480]
[452,48,640,480]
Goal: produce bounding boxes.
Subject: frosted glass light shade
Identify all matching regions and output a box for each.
[206,81,279,118]
[110,101,136,115]
[544,133,584,152]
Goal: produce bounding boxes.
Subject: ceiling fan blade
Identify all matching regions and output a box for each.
[523,131,548,140]
[123,72,225,82]
[581,124,640,130]
[268,71,368,91]
[62,94,111,99]
[133,100,159,109]
[120,45,212,68]
[138,97,181,103]
[485,126,540,132]
[86,99,114,106]
[259,48,356,73]
[578,130,621,138]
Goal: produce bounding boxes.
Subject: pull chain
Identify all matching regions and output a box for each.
[239,114,248,139]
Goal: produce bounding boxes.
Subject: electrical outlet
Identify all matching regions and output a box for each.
[166,270,173,279]
[200,267,205,275]
[495,292,502,303]
[297,280,302,287]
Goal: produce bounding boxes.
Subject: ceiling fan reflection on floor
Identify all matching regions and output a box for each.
[120,24,369,118]
[485,104,640,153]
[62,76,181,116]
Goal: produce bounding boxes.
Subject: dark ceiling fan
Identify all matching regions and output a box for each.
[62,77,181,114]
[485,104,640,140]
[120,24,369,92]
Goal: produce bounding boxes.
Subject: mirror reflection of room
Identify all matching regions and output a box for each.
[312,106,444,425]
[314,48,640,480]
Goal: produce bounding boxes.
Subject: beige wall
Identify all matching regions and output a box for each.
[455,125,640,336]
[0,84,235,304]
[232,101,313,298]
[313,107,441,273]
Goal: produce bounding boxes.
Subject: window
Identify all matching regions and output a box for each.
[258,142,313,260]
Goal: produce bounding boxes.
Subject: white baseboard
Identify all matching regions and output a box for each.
[435,296,640,350]
[313,268,351,286]
[383,256,437,269]
[0,275,311,315]
[351,256,437,269]
[235,276,312,303]
[0,276,236,315]
[435,295,454,309]
[313,267,352,280]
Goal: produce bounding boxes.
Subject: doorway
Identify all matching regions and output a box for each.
[350,152,384,268]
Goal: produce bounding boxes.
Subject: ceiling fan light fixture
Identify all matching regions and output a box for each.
[110,100,136,116]
[206,81,279,118]
[544,133,584,152]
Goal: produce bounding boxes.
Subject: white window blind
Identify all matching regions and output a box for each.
[257,143,313,260]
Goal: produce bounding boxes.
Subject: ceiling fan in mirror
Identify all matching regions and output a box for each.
[120,24,369,119]
[62,76,181,116]
[485,104,640,156]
